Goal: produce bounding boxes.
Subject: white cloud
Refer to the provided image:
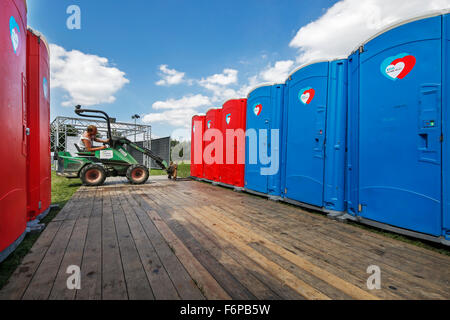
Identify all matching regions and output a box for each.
[50,44,129,106]
[145,69,241,129]
[235,75,260,98]
[143,107,199,128]
[205,85,240,103]
[260,60,294,83]
[197,69,240,102]
[229,61,293,99]
[145,63,288,130]
[143,94,211,128]
[199,68,238,87]
[170,128,191,142]
[155,64,189,86]
[289,0,450,64]
[152,94,211,110]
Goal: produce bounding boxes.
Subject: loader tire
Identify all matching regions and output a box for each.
[126,164,149,185]
[80,164,107,186]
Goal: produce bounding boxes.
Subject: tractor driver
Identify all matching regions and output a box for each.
[78,125,110,152]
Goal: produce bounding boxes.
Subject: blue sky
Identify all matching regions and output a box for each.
[27,0,449,140]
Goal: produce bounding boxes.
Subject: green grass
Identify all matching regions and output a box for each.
[0,172,81,290]
[150,169,166,176]
[150,163,191,178]
[176,163,191,178]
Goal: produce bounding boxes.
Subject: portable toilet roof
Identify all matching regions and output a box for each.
[351,9,450,54]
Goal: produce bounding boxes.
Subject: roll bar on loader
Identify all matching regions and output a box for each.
[75,104,113,145]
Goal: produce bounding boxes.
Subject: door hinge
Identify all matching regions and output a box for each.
[440,134,444,142]
[359,45,364,53]
[358,204,363,212]
[285,188,287,194]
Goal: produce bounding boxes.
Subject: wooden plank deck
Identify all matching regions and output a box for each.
[1,177,449,300]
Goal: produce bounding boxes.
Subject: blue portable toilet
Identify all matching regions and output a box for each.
[282,59,348,213]
[245,83,285,199]
[346,11,450,245]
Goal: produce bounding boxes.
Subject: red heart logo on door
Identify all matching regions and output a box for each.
[253,103,262,116]
[299,87,315,105]
[381,53,416,80]
[390,55,416,79]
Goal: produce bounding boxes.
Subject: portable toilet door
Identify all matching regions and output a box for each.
[346,11,450,243]
[283,60,347,213]
[0,0,28,262]
[221,99,247,188]
[203,108,222,182]
[245,84,285,197]
[26,28,51,222]
[190,115,205,179]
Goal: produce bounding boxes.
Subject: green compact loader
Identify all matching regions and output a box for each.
[55,105,169,186]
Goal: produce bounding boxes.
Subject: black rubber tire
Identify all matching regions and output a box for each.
[126,164,149,185]
[80,164,107,186]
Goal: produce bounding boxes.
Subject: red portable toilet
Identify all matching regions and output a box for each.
[190,115,205,179]
[203,108,222,182]
[26,28,51,222]
[0,0,28,263]
[220,99,247,188]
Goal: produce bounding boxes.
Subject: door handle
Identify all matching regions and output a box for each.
[417,84,440,164]
[419,133,428,149]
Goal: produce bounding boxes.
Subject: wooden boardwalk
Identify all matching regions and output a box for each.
[1,178,449,300]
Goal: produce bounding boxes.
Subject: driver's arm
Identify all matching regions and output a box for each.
[83,139,107,152]
[94,137,110,143]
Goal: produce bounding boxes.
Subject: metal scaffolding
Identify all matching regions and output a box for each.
[51,116,152,167]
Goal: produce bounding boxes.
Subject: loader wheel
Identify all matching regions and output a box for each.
[126,165,149,185]
[80,164,106,186]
